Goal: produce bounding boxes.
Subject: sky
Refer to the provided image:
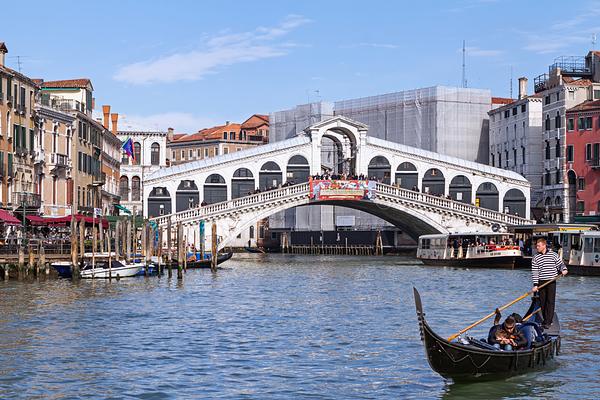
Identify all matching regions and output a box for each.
[4,0,600,132]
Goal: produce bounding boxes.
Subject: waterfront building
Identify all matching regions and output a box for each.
[35,101,75,216]
[39,79,104,215]
[0,42,40,214]
[117,128,168,216]
[100,105,121,216]
[534,51,600,222]
[565,100,600,220]
[488,78,544,214]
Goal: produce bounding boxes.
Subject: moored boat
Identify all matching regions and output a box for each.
[552,230,600,276]
[417,233,521,268]
[182,251,233,268]
[52,260,143,279]
[413,287,561,381]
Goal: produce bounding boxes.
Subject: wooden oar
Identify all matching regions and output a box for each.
[447,275,561,342]
[523,307,541,322]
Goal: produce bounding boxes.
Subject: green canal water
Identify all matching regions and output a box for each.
[0,254,598,399]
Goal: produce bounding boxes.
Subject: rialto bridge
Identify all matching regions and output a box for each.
[145,116,532,251]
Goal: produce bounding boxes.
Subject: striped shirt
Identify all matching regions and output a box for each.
[531,249,567,285]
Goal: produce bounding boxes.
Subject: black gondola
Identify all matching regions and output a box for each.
[413,287,561,381]
[176,251,234,268]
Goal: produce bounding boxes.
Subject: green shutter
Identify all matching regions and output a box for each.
[6,77,11,97]
[13,125,19,150]
[30,129,34,151]
[21,126,26,150]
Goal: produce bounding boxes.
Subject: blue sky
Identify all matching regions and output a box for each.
[4,0,600,132]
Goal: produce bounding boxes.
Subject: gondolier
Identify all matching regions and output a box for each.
[531,238,568,329]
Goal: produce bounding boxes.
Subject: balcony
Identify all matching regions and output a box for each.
[49,153,70,169]
[34,149,46,164]
[588,159,600,169]
[16,104,26,115]
[40,95,86,113]
[6,95,14,105]
[12,192,41,210]
[93,172,106,186]
[14,146,28,157]
[534,73,548,93]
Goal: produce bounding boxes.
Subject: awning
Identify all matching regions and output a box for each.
[26,215,72,226]
[115,204,132,215]
[75,214,109,228]
[0,209,21,225]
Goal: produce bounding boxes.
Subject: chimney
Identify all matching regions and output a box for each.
[225,120,230,125]
[518,77,528,100]
[0,42,7,67]
[167,127,174,141]
[110,113,119,134]
[102,105,111,129]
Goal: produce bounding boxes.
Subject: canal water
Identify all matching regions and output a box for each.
[0,254,599,399]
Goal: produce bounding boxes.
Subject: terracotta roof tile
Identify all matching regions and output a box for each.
[563,77,592,87]
[567,100,600,112]
[41,79,93,90]
[241,114,270,129]
[491,97,515,105]
[174,123,241,143]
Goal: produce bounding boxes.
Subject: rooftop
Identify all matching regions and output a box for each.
[40,78,93,90]
[567,100,600,112]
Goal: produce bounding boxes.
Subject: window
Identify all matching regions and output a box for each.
[586,116,593,130]
[555,139,560,157]
[545,95,550,105]
[578,177,586,191]
[237,147,242,152]
[505,150,509,167]
[545,115,551,131]
[513,148,517,166]
[579,117,585,130]
[586,143,592,160]
[594,143,600,163]
[223,132,227,139]
[223,147,229,154]
[181,150,185,159]
[498,152,502,166]
[249,226,254,239]
[119,176,129,198]
[504,110,510,118]
[151,143,160,165]
[567,118,574,131]
[544,170,551,186]
[512,107,517,116]
[555,112,561,129]
[569,90,575,100]
[172,150,176,160]
[131,176,141,201]
[576,201,585,215]
[189,149,193,159]
[204,148,209,157]
[555,169,561,184]
[229,132,235,140]
[521,104,526,113]
[545,141,551,159]
[490,153,495,166]
[522,146,526,164]
[556,92,560,102]
[133,142,141,164]
[567,145,574,162]
[594,90,600,100]
[214,147,219,156]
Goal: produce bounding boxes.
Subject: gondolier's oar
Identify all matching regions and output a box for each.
[447,275,561,342]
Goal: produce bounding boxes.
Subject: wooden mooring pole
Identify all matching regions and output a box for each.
[167,218,173,278]
[211,223,217,272]
[177,222,183,280]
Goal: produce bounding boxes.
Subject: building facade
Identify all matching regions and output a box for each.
[534,52,600,222]
[0,42,40,214]
[565,100,600,218]
[100,105,121,216]
[488,78,543,213]
[118,129,168,216]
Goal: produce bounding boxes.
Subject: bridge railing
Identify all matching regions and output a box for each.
[374,183,532,225]
[152,183,310,226]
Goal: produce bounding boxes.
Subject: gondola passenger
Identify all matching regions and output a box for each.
[488,316,527,351]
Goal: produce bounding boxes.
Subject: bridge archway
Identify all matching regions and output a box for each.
[476,182,499,211]
[232,168,255,199]
[449,175,472,204]
[503,188,526,217]
[286,155,310,184]
[395,162,418,189]
[176,180,199,212]
[368,156,391,183]
[148,187,171,217]
[259,162,282,190]
[422,169,445,195]
[204,174,227,204]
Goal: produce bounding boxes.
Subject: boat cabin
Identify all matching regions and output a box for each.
[508,224,596,257]
[417,233,518,260]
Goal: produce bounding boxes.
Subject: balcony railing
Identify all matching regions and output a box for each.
[93,172,106,186]
[40,95,86,113]
[34,149,45,164]
[12,192,41,209]
[50,153,69,168]
[588,158,600,168]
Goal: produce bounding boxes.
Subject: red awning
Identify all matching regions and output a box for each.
[0,209,21,225]
[26,215,72,226]
[74,214,109,228]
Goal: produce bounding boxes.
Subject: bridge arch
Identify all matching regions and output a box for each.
[259,161,282,190]
[422,168,445,196]
[176,180,199,212]
[476,182,499,211]
[394,162,418,189]
[503,188,526,217]
[449,175,472,204]
[148,187,172,217]
[204,174,227,204]
[368,156,391,183]
[232,168,255,199]
[286,155,310,184]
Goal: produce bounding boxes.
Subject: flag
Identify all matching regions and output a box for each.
[121,138,135,160]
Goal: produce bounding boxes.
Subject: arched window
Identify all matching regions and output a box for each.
[131,176,141,201]
[133,142,141,165]
[151,142,160,165]
[119,176,129,199]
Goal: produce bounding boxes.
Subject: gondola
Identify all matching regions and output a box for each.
[413,287,561,381]
[178,251,234,269]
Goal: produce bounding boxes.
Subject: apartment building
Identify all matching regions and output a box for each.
[100,105,121,216]
[488,78,544,212]
[534,51,600,222]
[0,42,40,214]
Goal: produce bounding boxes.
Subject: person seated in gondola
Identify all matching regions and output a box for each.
[488,315,527,351]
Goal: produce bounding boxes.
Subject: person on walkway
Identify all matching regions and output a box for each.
[531,238,568,330]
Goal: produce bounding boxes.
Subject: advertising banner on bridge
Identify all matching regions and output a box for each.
[309,179,375,201]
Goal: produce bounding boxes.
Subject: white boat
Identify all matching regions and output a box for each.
[79,260,144,279]
[417,233,522,268]
[551,230,600,276]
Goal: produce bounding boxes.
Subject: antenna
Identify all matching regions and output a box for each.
[462,40,467,88]
[9,55,26,73]
[510,65,513,98]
